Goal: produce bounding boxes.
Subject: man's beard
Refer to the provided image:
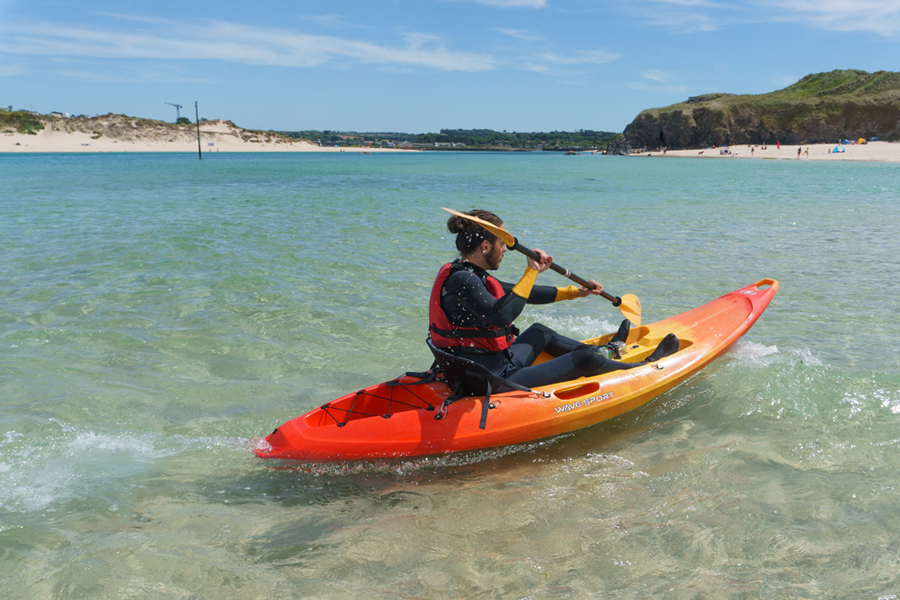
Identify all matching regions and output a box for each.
[485,243,503,270]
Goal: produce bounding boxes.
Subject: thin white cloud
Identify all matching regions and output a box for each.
[57,68,216,84]
[629,69,686,92]
[0,18,496,72]
[535,49,623,65]
[469,0,547,7]
[495,28,544,41]
[522,62,550,73]
[0,63,26,76]
[760,0,900,36]
[400,31,444,49]
[624,0,723,32]
[0,16,628,78]
[520,48,623,74]
[626,82,689,93]
[641,69,674,82]
[650,0,716,6]
[645,10,720,32]
[296,14,361,30]
[635,0,900,36]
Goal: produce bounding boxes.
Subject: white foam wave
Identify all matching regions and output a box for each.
[0,423,253,513]
[790,347,824,367]
[65,431,164,455]
[730,340,780,362]
[1,431,24,447]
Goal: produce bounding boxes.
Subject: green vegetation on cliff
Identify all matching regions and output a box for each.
[623,70,900,150]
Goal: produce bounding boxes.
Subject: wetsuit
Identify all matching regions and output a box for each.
[430,259,647,388]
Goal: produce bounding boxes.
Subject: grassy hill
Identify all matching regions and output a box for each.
[622,70,900,150]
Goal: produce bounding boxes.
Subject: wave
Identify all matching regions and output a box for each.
[0,420,252,513]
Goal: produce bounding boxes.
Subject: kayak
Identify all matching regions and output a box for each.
[255,279,778,462]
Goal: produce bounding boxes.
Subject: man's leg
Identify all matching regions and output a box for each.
[504,332,680,389]
[507,323,589,368]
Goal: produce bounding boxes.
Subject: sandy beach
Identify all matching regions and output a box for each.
[642,141,900,162]
[5,114,898,160]
[1,115,412,153]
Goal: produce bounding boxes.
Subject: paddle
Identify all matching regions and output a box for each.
[442,207,642,326]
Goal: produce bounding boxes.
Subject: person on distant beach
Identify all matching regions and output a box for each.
[797,147,802,158]
[429,210,679,389]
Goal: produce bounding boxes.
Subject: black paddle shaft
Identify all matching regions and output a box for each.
[509,237,625,307]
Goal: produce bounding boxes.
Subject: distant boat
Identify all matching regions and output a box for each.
[564,150,578,155]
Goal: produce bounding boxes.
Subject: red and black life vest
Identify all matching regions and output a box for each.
[428,262,515,352]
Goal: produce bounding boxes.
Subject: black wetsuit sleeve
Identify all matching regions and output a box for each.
[441,270,528,328]
[499,280,559,304]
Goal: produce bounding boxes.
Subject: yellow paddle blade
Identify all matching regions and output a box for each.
[441,207,516,247]
[618,294,642,327]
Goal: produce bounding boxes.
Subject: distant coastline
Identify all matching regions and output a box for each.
[1,111,620,154]
[4,107,899,161]
[0,113,411,153]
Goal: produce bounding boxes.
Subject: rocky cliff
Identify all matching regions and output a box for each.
[623,70,900,151]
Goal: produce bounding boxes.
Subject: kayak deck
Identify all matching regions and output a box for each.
[255,279,778,462]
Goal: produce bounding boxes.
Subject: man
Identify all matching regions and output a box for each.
[429,209,679,389]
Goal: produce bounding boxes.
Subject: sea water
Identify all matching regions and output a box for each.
[1,151,899,599]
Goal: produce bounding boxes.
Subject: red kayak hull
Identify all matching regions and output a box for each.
[255,279,779,462]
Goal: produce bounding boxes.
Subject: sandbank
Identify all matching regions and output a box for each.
[1,116,412,153]
[642,141,900,162]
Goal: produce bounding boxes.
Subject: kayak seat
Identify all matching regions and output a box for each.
[426,338,534,430]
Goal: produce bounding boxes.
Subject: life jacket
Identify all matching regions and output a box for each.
[428,262,515,352]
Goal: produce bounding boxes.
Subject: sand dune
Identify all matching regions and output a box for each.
[1,114,410,153]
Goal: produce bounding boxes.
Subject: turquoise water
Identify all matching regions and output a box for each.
[2,152,900,598]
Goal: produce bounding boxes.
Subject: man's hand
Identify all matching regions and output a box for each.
[577,279,603,297]
[527,249,553,273]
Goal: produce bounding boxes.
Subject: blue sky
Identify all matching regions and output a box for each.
[1,0,898,133]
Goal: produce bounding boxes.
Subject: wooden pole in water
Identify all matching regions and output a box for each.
[195,101,202,160]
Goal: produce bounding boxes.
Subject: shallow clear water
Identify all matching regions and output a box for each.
[2,152,899,598]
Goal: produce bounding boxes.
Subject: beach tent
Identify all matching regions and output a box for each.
[832,146,845,153]
[857,138,867,145]
[842,139,851,145]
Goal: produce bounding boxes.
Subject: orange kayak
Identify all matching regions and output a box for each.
[255,279,778,462]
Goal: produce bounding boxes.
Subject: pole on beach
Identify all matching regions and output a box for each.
[195,101,202,160]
